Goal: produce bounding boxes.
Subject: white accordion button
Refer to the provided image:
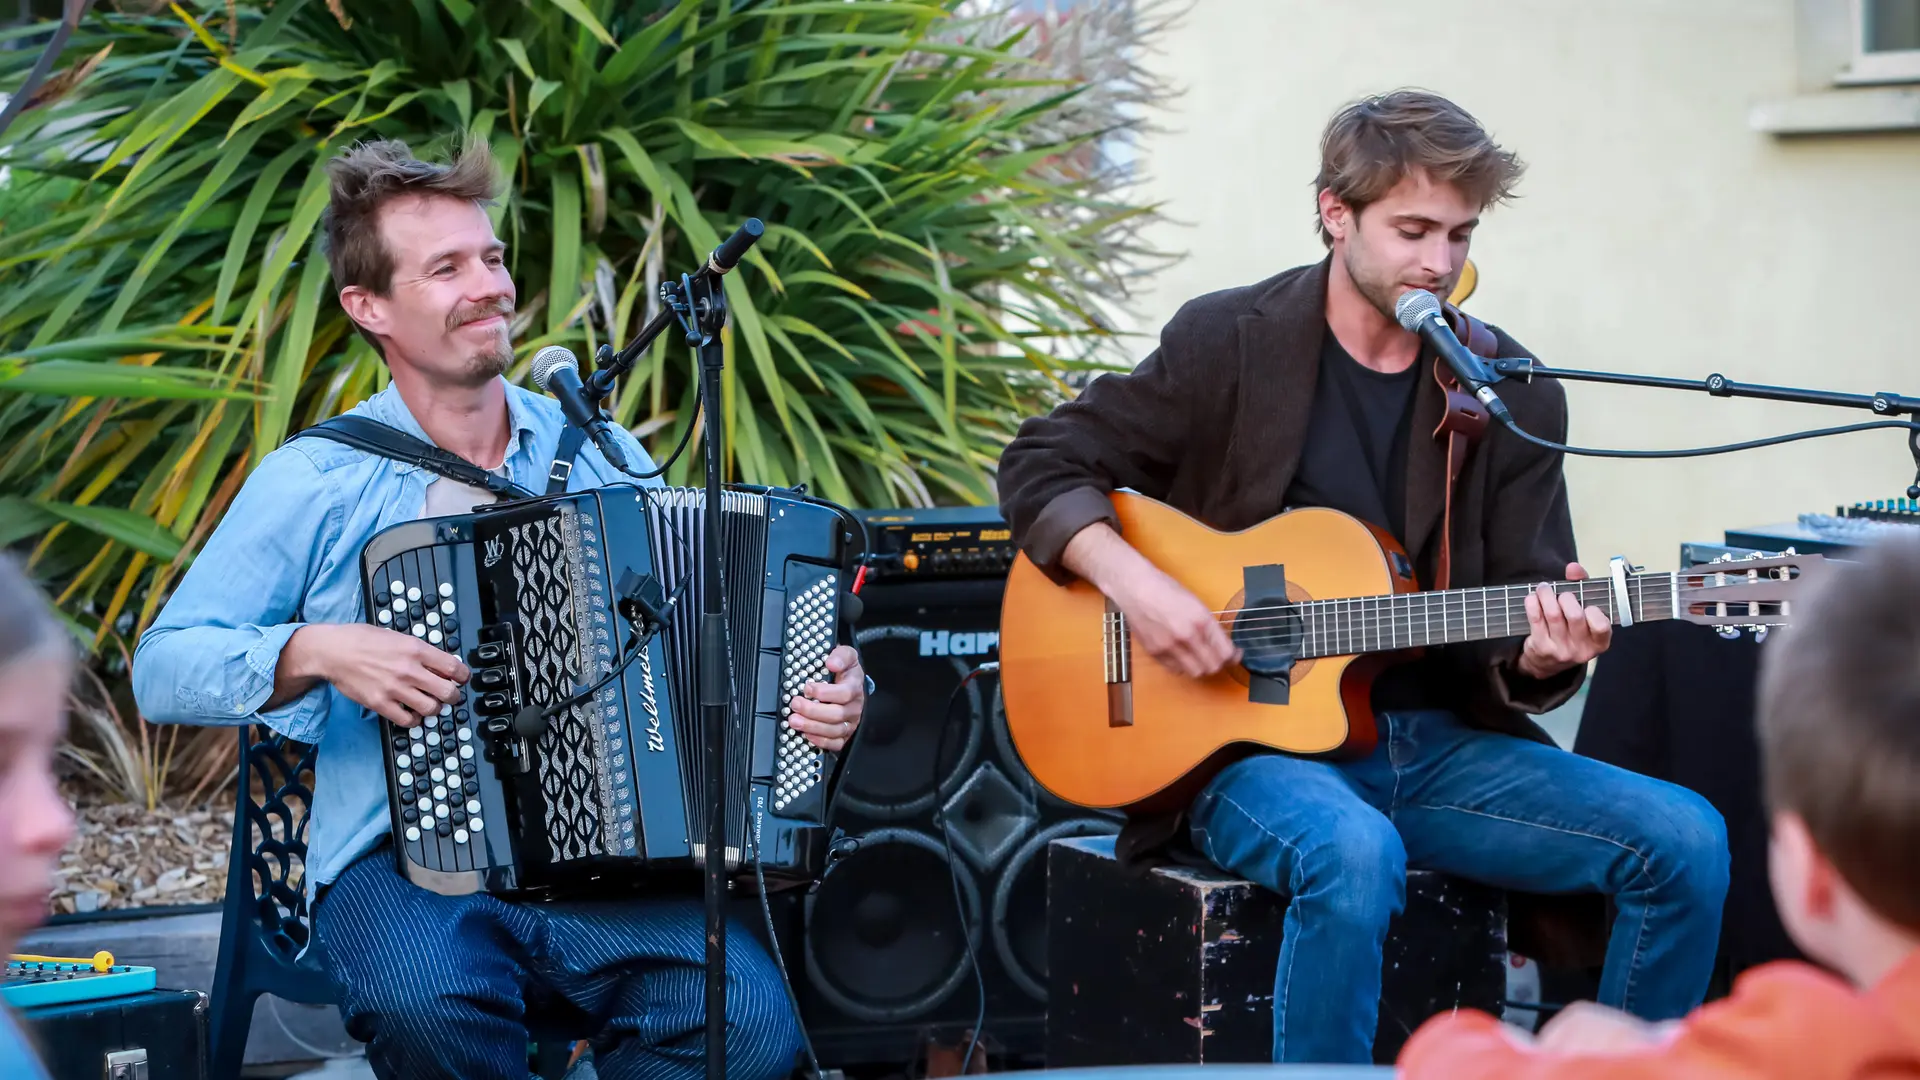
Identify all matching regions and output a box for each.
[398,771,414,786]
[389,579,404,596]
[470,817,484,833]
[428,630,443,645]
[435,803,449,819]
[395,754,411,770]
[377,610,392,625]
[432,784,448,801]
[391,597,406,613]
[426,731,441,747]
[467,799,482,815]
[405,826,421,842]
[457,728,472,742]
[441,600,456,615]
[438,704,452,718]
[409,727,424,743]
[406,586,422,602]
[411,624,426,638]
[458,744,474,760]
[453,829,469,845]
[438,582,454,598]
[430,767,446,784]
[417,796,432,813]
[425,612,440,627]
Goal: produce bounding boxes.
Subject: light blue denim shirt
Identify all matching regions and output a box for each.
[132,379,659,902]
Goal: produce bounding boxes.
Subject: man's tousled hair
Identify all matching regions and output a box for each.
[1314,89,1524,245]
[321,137,504,348]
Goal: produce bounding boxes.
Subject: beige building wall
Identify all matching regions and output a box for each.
[1117,0,1920,575]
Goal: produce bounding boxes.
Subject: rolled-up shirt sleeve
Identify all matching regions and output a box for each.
[133,447,343,744]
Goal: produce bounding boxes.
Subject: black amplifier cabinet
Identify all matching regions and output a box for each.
[803,507,1121,1070]
[859,505,1018,581]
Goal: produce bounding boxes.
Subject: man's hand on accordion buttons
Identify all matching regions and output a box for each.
[787,644,866,752]
[283,623,469,728]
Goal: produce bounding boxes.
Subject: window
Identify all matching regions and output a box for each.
[1838,0,1920,83]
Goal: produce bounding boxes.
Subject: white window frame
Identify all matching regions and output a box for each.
[1836,0,1920,84]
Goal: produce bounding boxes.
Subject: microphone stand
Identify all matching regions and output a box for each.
[1484,357,1920,499]
[570,220,765,1080]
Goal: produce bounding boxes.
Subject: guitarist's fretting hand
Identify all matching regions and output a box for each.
[1517,562,1614,679]
[1062,522,1243,679]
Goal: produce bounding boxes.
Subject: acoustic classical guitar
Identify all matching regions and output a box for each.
[997,491,1827,812]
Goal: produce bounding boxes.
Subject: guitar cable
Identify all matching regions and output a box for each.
[932,661,999,1077]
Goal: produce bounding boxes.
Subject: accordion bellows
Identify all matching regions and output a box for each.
[359,483,855,897]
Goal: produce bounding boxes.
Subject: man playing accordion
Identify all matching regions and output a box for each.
[133,138,869,1080]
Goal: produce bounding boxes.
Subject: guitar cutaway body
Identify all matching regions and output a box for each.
[998,493,1417,813]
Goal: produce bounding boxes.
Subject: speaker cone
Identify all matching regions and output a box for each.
[840,624,986,817]
[805,828,983,1022]
[990,818,1123,1002]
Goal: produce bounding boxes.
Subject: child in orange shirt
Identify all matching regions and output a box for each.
[1399,533,1920,1079]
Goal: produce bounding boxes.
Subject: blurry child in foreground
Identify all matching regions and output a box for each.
[0,555,79,1080]
[1399,533,1920,1078]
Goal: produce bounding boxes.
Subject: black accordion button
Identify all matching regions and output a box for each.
[409,602,425,618]
[451,810,468,825]
[443,616,460,633]
[455,708,470,722]
[375,591,391,607]
[402,807,419,824]
[436,821,452,837]
[462,775,478,790]
[446,635,461,652]
[390,735,408,751]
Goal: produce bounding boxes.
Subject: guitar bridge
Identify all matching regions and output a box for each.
[1104,600,1133,727]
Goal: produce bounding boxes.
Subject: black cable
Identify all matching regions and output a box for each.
[1498,415,1920,460]
[932,661,998,1076]
[619,405,702,480]
[748,821,824,1080]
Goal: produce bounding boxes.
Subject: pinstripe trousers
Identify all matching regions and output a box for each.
[312,848,804,1080]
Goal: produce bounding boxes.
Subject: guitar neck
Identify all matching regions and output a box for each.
[1291,572,1680,660]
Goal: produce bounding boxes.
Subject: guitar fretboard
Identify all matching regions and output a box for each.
[1282,574,1680,659]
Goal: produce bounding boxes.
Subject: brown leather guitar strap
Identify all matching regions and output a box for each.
[1429,303,1497,591]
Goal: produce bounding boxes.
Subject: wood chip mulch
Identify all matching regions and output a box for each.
[47,782,236,916]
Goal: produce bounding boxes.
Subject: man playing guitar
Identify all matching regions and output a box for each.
[996,89,1730,1064]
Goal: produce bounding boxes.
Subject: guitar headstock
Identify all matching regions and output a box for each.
[1675,548,1831,640]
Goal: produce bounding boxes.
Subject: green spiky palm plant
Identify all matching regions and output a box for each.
[0,0,1172,681]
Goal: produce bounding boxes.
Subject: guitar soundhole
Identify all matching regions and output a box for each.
[1234,608,1305,678]
[1223,586,1313,685]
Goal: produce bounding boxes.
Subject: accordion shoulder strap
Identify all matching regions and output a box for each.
[546,425,589,495]
[287,415,537,500]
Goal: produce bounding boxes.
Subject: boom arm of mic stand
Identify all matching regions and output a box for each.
[1486,357,1920,497]
[587,219,766,399]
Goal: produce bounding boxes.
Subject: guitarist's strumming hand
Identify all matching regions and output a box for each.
[1061,522,1242,679]
[1517,562,1613,679]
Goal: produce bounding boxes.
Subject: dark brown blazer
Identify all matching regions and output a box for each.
[997,256,1588,742]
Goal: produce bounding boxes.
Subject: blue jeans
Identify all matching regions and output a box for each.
[1190,709,1728,1064]
[312,849,803,1080]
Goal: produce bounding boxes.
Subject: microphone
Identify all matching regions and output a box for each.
[1394,290,1512,427]
[530,345,631,473]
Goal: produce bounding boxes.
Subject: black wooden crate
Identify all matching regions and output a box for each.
[1046,835,1506,1066]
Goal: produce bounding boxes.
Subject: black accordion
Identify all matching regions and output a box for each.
[357,482,857,897]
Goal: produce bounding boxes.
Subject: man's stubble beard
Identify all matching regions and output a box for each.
[467,331,513,382]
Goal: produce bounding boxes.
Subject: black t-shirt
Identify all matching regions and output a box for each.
[1282,331,1419,541]
[1279,328,1435,711]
